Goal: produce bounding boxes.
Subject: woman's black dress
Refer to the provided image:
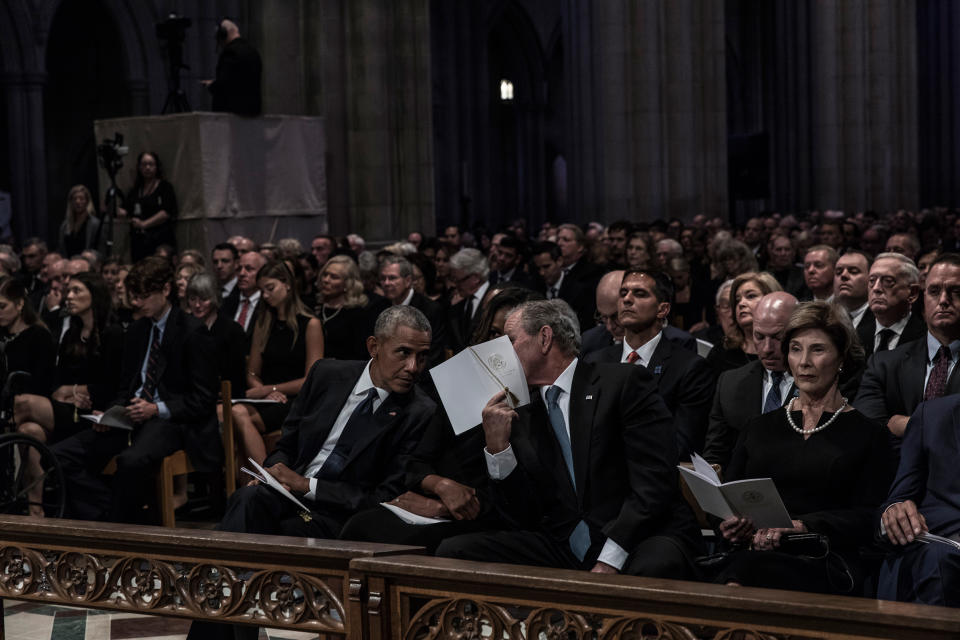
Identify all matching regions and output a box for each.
[705,343,757,373]
[126,180,178,261]
[1,324,57,397]
[50,323,124,442]
[256,313,311,429]
[714,407,895,594]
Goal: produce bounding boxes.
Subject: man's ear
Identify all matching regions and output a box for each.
[366,335,379,360]
[657,301,671,321]
[539,325,553,354]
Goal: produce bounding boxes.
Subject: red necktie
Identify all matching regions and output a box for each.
[237,298,251,328]
[924,345,952,401]
[626,351,640,364]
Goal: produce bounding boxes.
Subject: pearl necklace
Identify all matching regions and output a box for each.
[786,396,848,435]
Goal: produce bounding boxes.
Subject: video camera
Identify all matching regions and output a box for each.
[156,14,191,43]
[96,132,128,179]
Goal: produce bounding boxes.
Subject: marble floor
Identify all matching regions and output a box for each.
[1,600,316,640]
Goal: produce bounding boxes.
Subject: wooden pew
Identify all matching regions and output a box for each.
[0,516,422,640]
[349,554,960,640]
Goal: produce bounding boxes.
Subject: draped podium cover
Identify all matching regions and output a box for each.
[94,113,326,259]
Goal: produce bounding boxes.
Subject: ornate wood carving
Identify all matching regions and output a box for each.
[0,545,345,633]
[402,597,823,640]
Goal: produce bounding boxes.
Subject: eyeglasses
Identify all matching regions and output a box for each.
[593,310,618,325]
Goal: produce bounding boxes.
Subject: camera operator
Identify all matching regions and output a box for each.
[117,151,178,262]
[201,19,262,116]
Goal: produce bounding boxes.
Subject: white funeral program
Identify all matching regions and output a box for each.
[678,452,794,528]
[430,335,530,435]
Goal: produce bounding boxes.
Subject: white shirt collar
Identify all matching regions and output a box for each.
[540,356,579,402]
[352,360,390,404]
[471,280,490,310]
[764,367,792,384]
[222,276,238,296]
[400,288,415,306]
[848,301,869,328]
[622,330,663,366]
[241,289,262,304]
[876,311,910,336]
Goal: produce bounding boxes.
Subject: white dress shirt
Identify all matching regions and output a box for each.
[135,305,172,419]
[848,302,869,329]
[233,289,262,331]
[484,357,629,570]
[875,312,912,352]
[467,281,490,318]
[221,276,238,298]
[620,331,662,365]
[760,368,794,413]
[400,288,415,306]
[303,361,389,499]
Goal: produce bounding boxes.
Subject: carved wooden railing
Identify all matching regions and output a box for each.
[0,515,421,640]
[350,554,960,640]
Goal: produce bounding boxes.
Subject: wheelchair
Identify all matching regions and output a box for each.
[0,371,66,518]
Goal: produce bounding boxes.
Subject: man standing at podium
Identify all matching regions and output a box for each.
[203,18,262,116]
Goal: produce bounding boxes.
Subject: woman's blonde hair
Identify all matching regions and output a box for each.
[317,255,368,309]
[65,185,95,233]
[724,271,782,349]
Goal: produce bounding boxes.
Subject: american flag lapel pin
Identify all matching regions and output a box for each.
[654,365,663,374]
[585,395,593,400]
[389,411,397,417]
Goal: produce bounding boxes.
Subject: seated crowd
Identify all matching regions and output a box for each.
[3,209,960,637]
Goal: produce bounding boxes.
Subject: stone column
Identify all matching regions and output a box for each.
[807,0,918,211]
[2,72,48,240]
[590,0,727,222]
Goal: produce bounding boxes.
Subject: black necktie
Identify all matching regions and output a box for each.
[317,388,380,480]
[141,324,162,402]
[877,328,896,352]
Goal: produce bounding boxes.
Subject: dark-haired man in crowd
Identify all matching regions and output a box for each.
[765,234,804,295]
[53,257,219,523]
[856,253,960,446]
[187,306,436,640]
[703,292,797,469]
[436,299,703,577]
[211,242,239,307]
[311,234,335,268]
[586,270,715,457]
[488,235,530,286]
[604,220,633,269]
[532,241,594,332]
[833,250,874,347]
[380,255,446,367]
[556,223,604,290]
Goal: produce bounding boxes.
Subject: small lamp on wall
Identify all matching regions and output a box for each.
[500,79,514,102]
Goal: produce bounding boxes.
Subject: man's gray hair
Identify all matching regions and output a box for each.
[374,305,432,340]
[513,299,581,356]
[450,248,490,279]
[380,255,413,278]
[0,246,21,274]
[874,251,920,285]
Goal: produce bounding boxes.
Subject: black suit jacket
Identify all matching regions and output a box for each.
[265,359,436,523]
[580,324,615,359]
[446,297,482,354]
[881,396,960,539]
[702,359,794,470]
[209,37,262,116]
[555,277,596,334]
[586,336,717,457]
[409,291,447,366]
[220,292,263,348]
[854,335,960,441]
[491,361,702,559]
[113,306,220,470]
[856,310,926,358]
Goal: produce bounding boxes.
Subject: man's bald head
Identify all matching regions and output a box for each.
[219,19,240,44]
[753,292,798,372]
[595,270,625,339]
